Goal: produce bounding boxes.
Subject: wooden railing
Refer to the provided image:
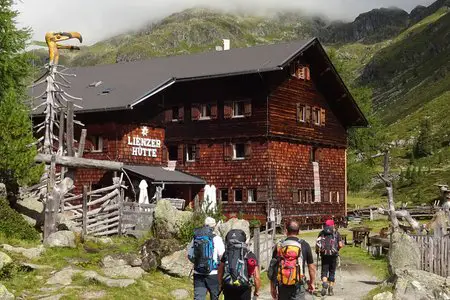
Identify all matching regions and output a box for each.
[249,221,276,271]
[410,234,450,277]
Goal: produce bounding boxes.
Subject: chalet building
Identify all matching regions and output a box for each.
[32,38,368,227]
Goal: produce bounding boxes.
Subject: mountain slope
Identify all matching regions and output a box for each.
[32,8,324,67]
[359,7,450,124]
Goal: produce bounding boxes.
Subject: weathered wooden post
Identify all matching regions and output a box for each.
[82,185,88,239]
[44,155,57,240]
[253,227,260,264]
[118,186,124,236]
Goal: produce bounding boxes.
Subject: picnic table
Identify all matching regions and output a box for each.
[349,227,372,247]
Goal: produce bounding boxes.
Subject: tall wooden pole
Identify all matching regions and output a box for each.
[44,155,57,240]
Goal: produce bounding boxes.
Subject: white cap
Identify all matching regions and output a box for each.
[204,217,216,228]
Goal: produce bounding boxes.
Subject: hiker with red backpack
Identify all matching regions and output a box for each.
[217,229,261,300]
[188,217,225,300]
[268,220,316,300]
[315,219,344,297]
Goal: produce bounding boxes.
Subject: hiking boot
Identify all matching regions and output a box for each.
[328,286,334,296]
[321,282,329,296]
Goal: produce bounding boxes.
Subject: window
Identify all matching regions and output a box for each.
[220,189,229,202]
[311,147,319,162]
[172,106,179,121]
[234,189,243,202]
[233,143,245,159]
[297,190,305,203]
[89,136,103,152]
[232,101,245,117]
[312,107,321,125]
[200,104,211,119]
[247,189,256,203]
[297,104,306,123]
[186,144,196,162]
[168,145,178,161]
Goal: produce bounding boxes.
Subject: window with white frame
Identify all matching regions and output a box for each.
[168,145,178,161]
[297,104,306,123]
[220,189,229,202]
[312,107,321,125]
[200,104,211,119]
[89,136,103,152]
[186,144,196,162]
[232,101,245,117]
[233,143,245,159]
[234,189,243,202]
[247,189,256,203]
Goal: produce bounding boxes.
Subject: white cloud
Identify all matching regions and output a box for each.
[14,0,434,45]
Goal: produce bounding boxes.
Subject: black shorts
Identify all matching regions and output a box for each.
[223,286,252,300]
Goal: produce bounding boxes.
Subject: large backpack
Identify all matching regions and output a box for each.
[317,226,339,256]
[268,238,304,286]
[223,229,251,287]
[192,226,216,274]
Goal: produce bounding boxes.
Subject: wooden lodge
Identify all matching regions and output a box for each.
[31,38,368,227]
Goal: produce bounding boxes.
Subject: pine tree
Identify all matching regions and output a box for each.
[414,117,434,157]
[0,1,42,200]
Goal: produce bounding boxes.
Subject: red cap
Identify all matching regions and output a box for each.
[325,219,335,226]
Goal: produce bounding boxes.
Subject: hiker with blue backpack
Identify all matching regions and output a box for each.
[218,229,261,300]
[188,217,225,300]
[315,219,344,297]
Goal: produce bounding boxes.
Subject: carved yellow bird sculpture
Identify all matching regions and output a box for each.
[45,31,83,65]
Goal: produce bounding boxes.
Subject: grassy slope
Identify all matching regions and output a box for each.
[31,8,319,67]
[360,8,450,124]
[0,234,195,299]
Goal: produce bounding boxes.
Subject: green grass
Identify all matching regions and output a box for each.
[339,246,389,280]
[348,192,386,209]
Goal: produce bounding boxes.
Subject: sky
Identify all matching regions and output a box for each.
[14,0,435,45]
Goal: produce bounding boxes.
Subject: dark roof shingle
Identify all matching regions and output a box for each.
[31,39,314,113]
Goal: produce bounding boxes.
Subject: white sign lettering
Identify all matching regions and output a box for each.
[127,127,161,158]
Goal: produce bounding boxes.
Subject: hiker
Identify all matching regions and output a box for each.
[316,219,344,296]
[268,220,316,300]
[188,217,225,300]
[218,229,261,300]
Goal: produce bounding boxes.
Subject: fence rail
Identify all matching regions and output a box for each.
[410,234,450,277]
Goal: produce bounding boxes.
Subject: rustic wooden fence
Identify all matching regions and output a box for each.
[410,234,450,277]
[249,221,276,271]
[61,176,126,237]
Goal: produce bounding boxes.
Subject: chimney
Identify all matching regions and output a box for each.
[223,39,230,50]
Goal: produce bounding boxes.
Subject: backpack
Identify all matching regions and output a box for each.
[192,226,216,274]
[267,238,304,286]
[317,226,339,256]
[223,229,251,287]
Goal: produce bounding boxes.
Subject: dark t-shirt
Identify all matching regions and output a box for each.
[271,236,314,265]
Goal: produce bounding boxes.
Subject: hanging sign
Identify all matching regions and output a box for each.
[127,126,161,157]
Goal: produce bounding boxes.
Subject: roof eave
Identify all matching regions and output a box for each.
[312,40,369,128]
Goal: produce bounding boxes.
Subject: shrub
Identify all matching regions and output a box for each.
[0,197,39,241]
[177,201,226,245]
[348,162,374,192]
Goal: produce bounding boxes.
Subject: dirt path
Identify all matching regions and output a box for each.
[258,235,380,300]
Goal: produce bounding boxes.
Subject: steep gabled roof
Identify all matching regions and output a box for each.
[30,38,368,127]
